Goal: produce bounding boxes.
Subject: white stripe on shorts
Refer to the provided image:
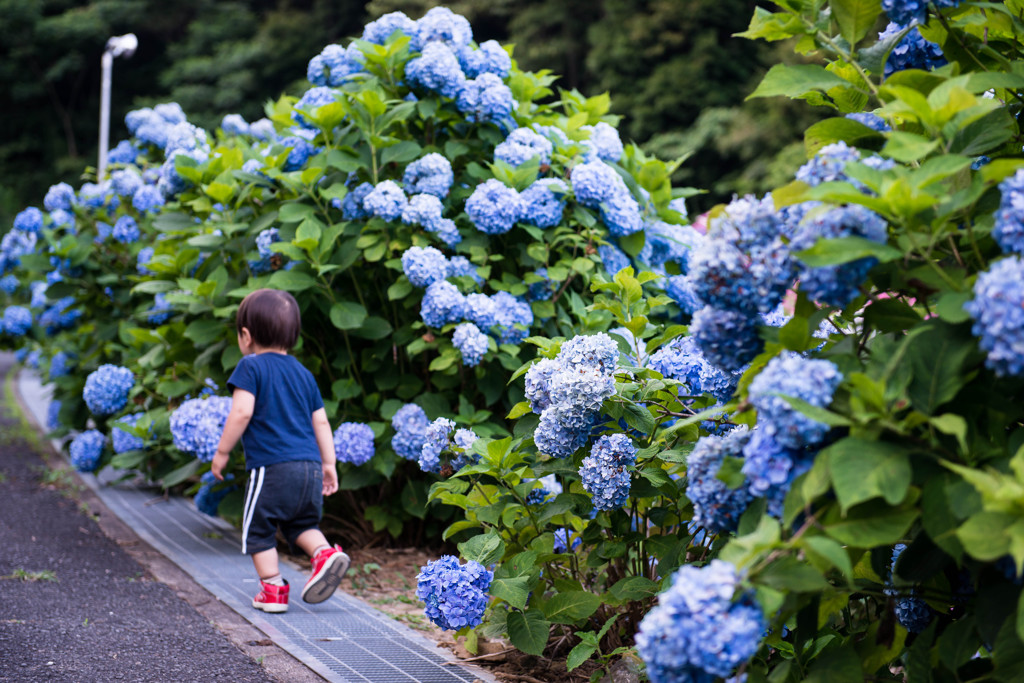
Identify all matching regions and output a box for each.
[240,466,265,554]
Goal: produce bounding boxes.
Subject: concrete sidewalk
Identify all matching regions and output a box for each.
[14,366,494,683]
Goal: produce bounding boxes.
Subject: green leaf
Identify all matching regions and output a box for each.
[747,64,850,100]
[826,438,912,512]
[804,642,862,683]
[184,319,225,346]
[907,322,976,415]
[935,291,972,324]
[830,0,882,47]
[757,555,831,592]
[490,576,531,610]
[353,316,393,340]
[458,532,505,566]
[267,269,317,292]
[330,301,368,330]
[608,576,661,602]
[506,401,532,420]
[160,459,200,488]
[381,140,423,166]
[804,117,885,157]
[278,202,315,223]
[566,642,598,672]
[882,131,940,162]
[541,591,601,625]
[621,401,655,436]
[795,236,902,267]
[824,501,918,546]
[864,298,923,333]
[507,610,551,656]
[957,511,1018,561]
[802,536,854,580]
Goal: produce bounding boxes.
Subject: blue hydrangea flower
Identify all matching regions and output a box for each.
[108,139,138,165]
[749,352,842,449]
[341,182,374,220]
[47,351,71,380]
[163,122,209,155]
[453,322,489,367]
[466,179,523,234]
[137,247,155,276]
[220,114,249,136]
[690,306,764,373]
[2,306,32,336]
[571,161,627,207]
[419,417,456,473]
[524,358,560,413]
[403,154,454,198]
[599,243,631,276]
[535,365,615,458]
[741,428,814,518]
[49,209,75,232]
[447,256,483,284]
[413,6,474,50]
[451,428,480,470]
[148,292,173,325]
[170,396,233,462]
[39,297,81,334]
[463,293,498,330]
[83,365,134,416]
[44,182,76,212]
[46,399,62,431]
[402,246,449,288]
[494,128,553,167]
[879,22,947,76]
[111,413,147,454]
[790,204,888,307]
[132,185,165,214]
[392,402,429,434]
[362,11,417,44]
[965,256,1024,377]
[640,221,704,272]
[636,560,766,682]
[279,136,316,172]
[456,73,514,123]
[405,42,466,98]
[293,86,337,128]
[0,274,18,294]
[333,422,376,466]
[1,229,38,271]
[491,291,533,344]
[421,280,465,328]
[241,159,264,175]
[527,268,556,302]
[112,215,140,244]
[70,430,106,472]
[416,555,492,631]
[194,471,236,517]
[457,40,511,79]
[846,112,891,132]
[520,178,567,228]
[796,141,861,187]
[600,190,644,236]
[580,434,637,511]
[687,427,753,533]
[558,332,620,375]
[29,281,47,308]
[255,227,280,260]
[994,169,1024,254]
[111,169,143,197]
[583,122,623,162]
[13,207,43,234]
[364,180,408,221]
[649,335,738,402]
[553,528,582,553]
[391,403,429,461]
[249,118,275,140]
[664,275,703,315]
[308,44,364,87]
[886,543,934,633]
[402,193,446,230]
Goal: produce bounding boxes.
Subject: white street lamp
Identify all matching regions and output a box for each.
[97,33,138,179]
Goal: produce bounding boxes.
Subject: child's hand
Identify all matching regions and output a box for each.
[322,462,338,496]
[211,450,229,481]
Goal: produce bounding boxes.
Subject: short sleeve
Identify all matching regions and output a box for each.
[227,356,259,397]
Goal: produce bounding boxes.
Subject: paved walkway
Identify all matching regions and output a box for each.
[16,369,493,683]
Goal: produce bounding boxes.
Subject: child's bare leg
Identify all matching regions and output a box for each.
[294,528,330,557]
[252,548,280,580]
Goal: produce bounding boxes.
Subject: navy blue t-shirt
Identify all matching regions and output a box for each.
[227,352,324,469]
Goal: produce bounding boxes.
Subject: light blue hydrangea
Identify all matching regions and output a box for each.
[406,42,466,98]
[137,247,155,276]
[255,227,280,261]
[391,403,429,461]
[49,208,75,232]
[279,136,316,172]
[249,118,275,140]
[44,182,76,212]
[599,243,631,276]
[241,159,264,175]
[416,555,492,631]
[457,40,511,79]
[535,365,616,458]
[413,6,473,50]
[580,434,636,511]
[132,185,165,214]
[362,11,417,44]
[112,215,140,244]
[664,275,703,314]
[39,297,81,334]
[749,352,842,449]
[600,190,644,236]
[148,292,173,325]
[690,306,764,373]
[2,306,32,336]
[333,422,376,466]
[421,280,465,328]
[293,86,337,128]
[636,560,765,682]
[403,154,454,198]
[70,429,106,472]
[163,122,209,155]
[158,148,208,197]
[640,221,704,271]
[466,179,523,234]
[111,413,146,454]
[364,180,408,221]
[111,169,143,197]
[524,358,560,413]
[520,178,567,228]
[447,256,483,285]
[648,335,738,403]
[30,281,47,308]
[687,426,753,533]
[453,322,489,367]
[846,112,891,132]
[48,351,71,380]
[797,141,861,186]
[741,428,814,518]
[46,399,62,431]
[558,332,620,375]
[583,122,623,162]
[402,245,449,288]
[308,44,364,87]
[491,291,533,344]
[451,428,480,470]
[880,22,947,76]
[494,128,553,167]
[13,207,44,234]
[170,396,233,462]
[419,417,456,473]
[965,256,1024,377]
[341,182,374,220]
[0,274,18,294]
[108,139,138,165]
[402,193,446,230]
[194,471,236,517]
[456,73,514,123]
[83,364,134,416]
[463,293,497,330]
[571,161,627,208]
[1,229,38,272]
[994,169,1024,255]
[220,114,249,136]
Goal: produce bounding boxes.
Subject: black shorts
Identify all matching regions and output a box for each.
[241,460,323,554]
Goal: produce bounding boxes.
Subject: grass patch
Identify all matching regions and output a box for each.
[0,372,44,450]
[2,569,57,582]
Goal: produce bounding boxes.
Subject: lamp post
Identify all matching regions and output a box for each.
[97,33,138,179]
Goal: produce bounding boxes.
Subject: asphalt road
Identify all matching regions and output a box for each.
[0,354,276,683]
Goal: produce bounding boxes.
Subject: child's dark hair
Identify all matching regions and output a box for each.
[236,288,301,350]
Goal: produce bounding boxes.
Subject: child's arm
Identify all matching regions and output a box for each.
[311,407,338,496]
[211,388,255,480]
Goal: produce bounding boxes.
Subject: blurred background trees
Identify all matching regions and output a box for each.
[0,0,824,224]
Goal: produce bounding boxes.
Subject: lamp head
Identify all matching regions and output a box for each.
[106,33,138,58]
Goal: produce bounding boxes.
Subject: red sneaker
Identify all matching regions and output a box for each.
[253,579,289,613]
[301,545,350,604]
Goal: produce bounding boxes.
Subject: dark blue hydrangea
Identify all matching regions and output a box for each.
[341,182,374,220]
[553,528,582,553]
[639,221,704,272]
[78,183,109,210]
[137,247,155,276]
[111,413,146,454]
[83,365,134,416]
[39,297,81,334]
[13,207,43,234]
[293,86,337,128]
[362,11,417,45]
[741,428,814,518]
[636,560,765,682]
[194,471,237,517]
[648,335,738,403]
[0,274,18,294]
[333,422,376,466]
[405,43,466,98]
[599,243,631,276]
[421,280,465,328]
[148,292,173,325]
[583,122,623,162]
[580,434,637,511]
[994,169,1024,254]
[457,40,511,79]
[790,204,888,307]
[880,22,947,76]
[490,291,533,344]
[70,429,106,473]
[220,114,249,136]
[170,396,233,462]
[403,154,454,198]
[881,0,928,26]
[2,306,33,336]
[687,427,753,533]
[132,185,165,214]
[886,544,934,633]
[391,403,430,460]
[690,306,764,373]
[526,268,556,302]
[108,139,138,165]
[466,179,523,234]
[44,182,76,212]
[402,246,449,288]
[965,256,1024,377]
[279,136,317,172]
[402,194,446,231]
[447,256,483,285]
[46,399,62,431]
[453,322,489,367]
[664,275,702,315]
[416,555,492,631]
[112,215,140,244]
[845,112,891,132]
[494,128,553,167]
[456,73,514,123]
[749,352,842,449]
[520,178,567,228]
[413,6,474,51]
[364,180,408,221]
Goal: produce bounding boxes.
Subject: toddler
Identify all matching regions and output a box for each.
[212,288,349,613]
